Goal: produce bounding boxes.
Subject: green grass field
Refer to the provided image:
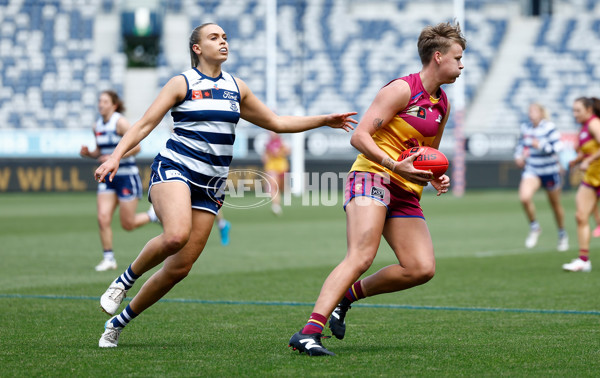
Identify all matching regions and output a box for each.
[1,189,599,376]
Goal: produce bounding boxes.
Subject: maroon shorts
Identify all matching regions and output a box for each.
[343,171,424,219]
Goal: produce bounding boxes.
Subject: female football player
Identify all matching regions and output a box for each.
[562,97,600,272]
[262,131,290,215]
[80,90,159,272]
[289,22,465,356]
[514,103,568,251]
[94,23,356,348]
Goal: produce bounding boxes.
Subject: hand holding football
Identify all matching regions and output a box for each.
[398,146,449,178]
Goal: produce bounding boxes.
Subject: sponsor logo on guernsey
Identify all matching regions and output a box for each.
[436,114,442,123]
[406,105,427,120]
[192,89,213,100]
[222,90,238,100]
[165,170,184,179]
[371,186,385,199]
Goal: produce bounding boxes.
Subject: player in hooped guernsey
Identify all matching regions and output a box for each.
[94,23,356,349]
[290,22,466,356]
[152,67,241,209]
[80,90,159,273]
[95,112,139,177]
[562,97,600,273]
[513,103,568,252]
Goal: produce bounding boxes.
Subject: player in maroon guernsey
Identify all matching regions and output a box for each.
[289,22,466,356]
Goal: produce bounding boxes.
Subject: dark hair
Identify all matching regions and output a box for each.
[417,21,467,66]
[189,23,216,68]
[575,97,600,118]
[101,90,125,113]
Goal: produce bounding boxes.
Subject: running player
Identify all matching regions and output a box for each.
[288,22,465,356]
[262,132,290,215]
[562,97,600,272]
[80,90,159,272]
[514,103,568,251]
[94,23,356,348]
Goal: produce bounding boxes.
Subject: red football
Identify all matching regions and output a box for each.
[398,146,449,178]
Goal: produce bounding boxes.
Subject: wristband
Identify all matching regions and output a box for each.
[381,157,396,172]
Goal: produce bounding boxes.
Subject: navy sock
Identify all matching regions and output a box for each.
[115,265,140,290]
[111,304,138,328]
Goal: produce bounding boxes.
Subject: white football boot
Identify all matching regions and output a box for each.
[100,281,128,316]
[557,234,569,252]
[525,228,541,249]
[562,258,591,272]
[99,316,123,348]
[95,258,117,272]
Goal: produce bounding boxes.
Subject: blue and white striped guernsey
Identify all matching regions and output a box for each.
[158,68,241,189]
[95,112,138,176]
[514,119,563,176]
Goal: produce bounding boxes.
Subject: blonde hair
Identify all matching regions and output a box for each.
[530,103,550,120]
[417,22,467,66]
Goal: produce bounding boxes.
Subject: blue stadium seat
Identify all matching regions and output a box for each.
[503,15,600,128]
[0,0,125,129]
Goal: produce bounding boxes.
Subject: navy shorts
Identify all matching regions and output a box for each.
[149,157,225,215]
[98,173,143,201]
[522,170,562,191]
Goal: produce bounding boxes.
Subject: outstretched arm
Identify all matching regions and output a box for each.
[237,78,356,133]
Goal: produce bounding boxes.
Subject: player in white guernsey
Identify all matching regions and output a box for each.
[80,90,159,272]
[93,23,356,348]
[514,103,568,251]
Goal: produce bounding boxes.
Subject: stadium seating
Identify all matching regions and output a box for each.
[0,0,125,129]
[157,0,507,133]
[502,14,600,130]
[0,0,598,133]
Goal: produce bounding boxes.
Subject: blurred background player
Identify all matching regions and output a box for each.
[215,210,231,246]
[262,131,290,215]
[94,23,356,348]
[288,22,463,356]
[562,97,600,272]
[80,90,159,272]
[514,103,568,251]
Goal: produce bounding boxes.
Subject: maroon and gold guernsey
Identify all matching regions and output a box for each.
[578,115,600,187]
[350,72,449,198]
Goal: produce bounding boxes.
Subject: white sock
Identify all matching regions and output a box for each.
[103,250,115,261]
